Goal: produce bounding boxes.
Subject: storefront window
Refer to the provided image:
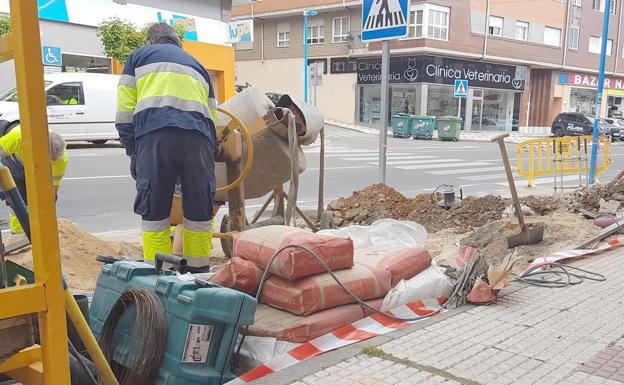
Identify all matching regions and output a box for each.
[570,88,597,115]
[607,94,624,118]
[359,86,382,125]
[427,85,458,117]
[391,85,419,116]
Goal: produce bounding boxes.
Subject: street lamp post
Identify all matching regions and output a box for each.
[303,9,318,103]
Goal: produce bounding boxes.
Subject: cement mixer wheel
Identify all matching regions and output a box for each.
[220,215,233,258]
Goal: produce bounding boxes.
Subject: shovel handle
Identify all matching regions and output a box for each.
[490,133,510,143]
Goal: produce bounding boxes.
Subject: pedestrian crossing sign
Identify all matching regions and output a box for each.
[454,79,469,97]
[361,0,409,42]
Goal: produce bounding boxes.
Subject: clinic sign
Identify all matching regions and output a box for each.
[559,71,624,91]
[357,56,526,91]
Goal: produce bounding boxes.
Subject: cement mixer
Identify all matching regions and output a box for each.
[170,88,325,255]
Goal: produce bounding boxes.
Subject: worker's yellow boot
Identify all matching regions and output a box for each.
[142,228,172,263]
[9,213,24,234]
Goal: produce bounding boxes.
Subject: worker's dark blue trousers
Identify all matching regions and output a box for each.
[134,127,215,267]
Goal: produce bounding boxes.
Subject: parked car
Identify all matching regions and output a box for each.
[551,113,616,140]
[0,72,120,144]
[604,118,624,141]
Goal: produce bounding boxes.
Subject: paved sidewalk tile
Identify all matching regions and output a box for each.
[282,249,624,385]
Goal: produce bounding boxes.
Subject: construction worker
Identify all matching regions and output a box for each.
[116,23,218,272]
[0,125,68,233]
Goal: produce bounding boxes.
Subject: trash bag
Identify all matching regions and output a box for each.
[318,219,427,250]
[380,266,454,312]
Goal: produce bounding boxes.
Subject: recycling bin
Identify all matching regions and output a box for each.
[436,116,462,142]
[391,113,414,138]
[412,116,436,140]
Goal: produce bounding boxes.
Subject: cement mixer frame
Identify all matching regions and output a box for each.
[170,89,329,257]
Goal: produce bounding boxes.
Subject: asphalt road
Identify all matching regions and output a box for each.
[2,125,622,233]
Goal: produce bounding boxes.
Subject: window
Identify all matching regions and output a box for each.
[573,0,582,6]
[593,0,617,13]
[332,17,348,43]
[488,16,503,37]
[406,3,449,40]
[306,19,324,44]
[46,82,83,105]
[515,21,528,41]
[428,8,449,40]
[544,27,561,46]
[408,9,424,38]
[569,25,580,49]
[589,36,613,55]
[277,22,290,47]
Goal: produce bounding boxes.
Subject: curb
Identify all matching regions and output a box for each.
[250,282,529,385]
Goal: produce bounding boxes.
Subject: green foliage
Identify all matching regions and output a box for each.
[97,17,186,64]
[0,15,11,37]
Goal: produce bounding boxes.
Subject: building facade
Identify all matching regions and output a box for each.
[0,0,253,101]
[233,0,624,134]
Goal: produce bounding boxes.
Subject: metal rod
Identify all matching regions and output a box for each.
[296,206,318,232]
[378,40,390,183]
[251,191,274,224]
[304,12,309,102]
[317,125,325,220]
[589,0,612,184]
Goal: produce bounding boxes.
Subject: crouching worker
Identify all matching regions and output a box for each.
[0,125,68,233]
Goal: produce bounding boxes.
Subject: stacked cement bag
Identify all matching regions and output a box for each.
[211,225,431,343]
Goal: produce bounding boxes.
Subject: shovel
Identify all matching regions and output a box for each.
[490,133,544,248]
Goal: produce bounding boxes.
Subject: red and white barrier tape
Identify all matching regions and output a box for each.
[226,297,448,385]
[522,238,623,275]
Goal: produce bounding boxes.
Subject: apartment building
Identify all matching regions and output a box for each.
[232,0,624,133]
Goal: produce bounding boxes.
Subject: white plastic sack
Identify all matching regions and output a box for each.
[233,335,299,374]
[380,266,454,312]
[319,218,427,250]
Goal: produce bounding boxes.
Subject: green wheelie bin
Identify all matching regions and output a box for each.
[391,113,414,138]
[437,116,462,142]
[412,116,436,140]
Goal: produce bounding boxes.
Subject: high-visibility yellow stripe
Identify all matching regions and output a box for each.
[117,85,137,112]
[182,227,212,262]
[136,72,209,106]
[9,213,23,234]
[142,229,172,261]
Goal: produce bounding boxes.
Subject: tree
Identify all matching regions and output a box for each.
[97,17,186,64]
[0,16,10,37]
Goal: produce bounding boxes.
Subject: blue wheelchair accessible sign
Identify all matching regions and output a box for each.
[361,0,409,42]
[42,45,62,67]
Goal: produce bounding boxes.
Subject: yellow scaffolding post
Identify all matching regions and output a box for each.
[0,0,70,383]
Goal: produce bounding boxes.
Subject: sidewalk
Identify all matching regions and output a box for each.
[325,119,549,144]
[254,247,624,385]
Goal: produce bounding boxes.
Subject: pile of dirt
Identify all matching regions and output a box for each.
[328,184,412,226]
[570,179,624,212]
[459,213,598,272]
[7,219,142,291]
[518,195,563,215]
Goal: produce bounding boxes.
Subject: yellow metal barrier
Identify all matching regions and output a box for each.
[516,135,612,187]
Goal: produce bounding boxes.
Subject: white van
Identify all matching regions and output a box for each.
[0,72,120,144]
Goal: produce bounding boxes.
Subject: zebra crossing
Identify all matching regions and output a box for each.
[303,144,572,186]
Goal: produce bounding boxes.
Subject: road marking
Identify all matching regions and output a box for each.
[306,165,377,170]
[369,158,463,166]
[344,155,436,161]
[459,173,511,181]
[395,161,490,170]
[427,166,505,175]
[495,175,579,186]
[64,175,131,180]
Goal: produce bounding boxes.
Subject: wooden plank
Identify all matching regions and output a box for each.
[0,284,45,319]
[0,345,40,373]
[0,316,35,362]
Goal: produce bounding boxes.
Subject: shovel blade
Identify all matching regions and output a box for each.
[506,224,544,248]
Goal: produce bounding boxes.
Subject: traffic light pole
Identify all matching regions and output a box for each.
[378,40,390,184]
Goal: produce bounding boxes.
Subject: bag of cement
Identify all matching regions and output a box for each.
[380,266,454,312]
[354,247,432,287]
[318,219,427,250]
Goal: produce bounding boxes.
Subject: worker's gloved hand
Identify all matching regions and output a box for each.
[130,155,137,180]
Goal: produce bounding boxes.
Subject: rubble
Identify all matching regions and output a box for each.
[7,219,142,291]
[570,179,624,213]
